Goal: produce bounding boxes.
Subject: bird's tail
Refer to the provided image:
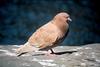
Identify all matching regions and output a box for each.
[15,42,38,56]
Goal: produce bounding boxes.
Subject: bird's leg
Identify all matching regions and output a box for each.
[45,49,56,56]
[50,49,55,54]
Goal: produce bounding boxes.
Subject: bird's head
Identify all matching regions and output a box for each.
[53,12,72,23]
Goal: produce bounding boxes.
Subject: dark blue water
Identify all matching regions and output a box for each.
[0,0,100,46]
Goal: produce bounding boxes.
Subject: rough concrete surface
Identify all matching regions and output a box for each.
[0,44,100,67]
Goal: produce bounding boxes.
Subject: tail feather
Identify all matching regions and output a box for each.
[15,42,39,56]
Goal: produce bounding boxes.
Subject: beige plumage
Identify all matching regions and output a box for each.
[16,12,72,56]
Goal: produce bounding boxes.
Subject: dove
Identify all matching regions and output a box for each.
[16,12,72,56]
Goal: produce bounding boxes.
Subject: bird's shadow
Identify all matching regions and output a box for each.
[53,50,77,55]
[32,50,77,56]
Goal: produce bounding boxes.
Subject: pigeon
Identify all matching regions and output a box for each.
[16,12,72,56]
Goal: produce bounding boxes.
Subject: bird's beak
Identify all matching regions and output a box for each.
[68,17,72,21]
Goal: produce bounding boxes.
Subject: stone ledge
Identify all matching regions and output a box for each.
[0,44,100,67]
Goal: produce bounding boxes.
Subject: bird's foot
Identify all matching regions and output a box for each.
[44,49,56,57]
[45,52,56,57]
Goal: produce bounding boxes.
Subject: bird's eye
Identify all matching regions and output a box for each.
[66,16,69,18]
[65,15,69,18]
[66,17,68,18]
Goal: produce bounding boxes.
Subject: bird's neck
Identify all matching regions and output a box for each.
[52,20,68,33]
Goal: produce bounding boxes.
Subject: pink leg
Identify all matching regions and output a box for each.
[45,49,56,56]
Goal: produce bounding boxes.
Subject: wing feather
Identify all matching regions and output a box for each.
[28,22,59,48]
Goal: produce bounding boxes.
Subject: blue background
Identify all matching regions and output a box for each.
[0,0,100,46]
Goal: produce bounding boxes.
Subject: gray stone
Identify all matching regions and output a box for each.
[0,44,100,67]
